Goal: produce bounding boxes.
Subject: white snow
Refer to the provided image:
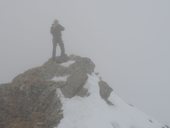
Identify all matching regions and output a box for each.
[56,74,163,128]
[60,60,75,67]
[51,75,70,82]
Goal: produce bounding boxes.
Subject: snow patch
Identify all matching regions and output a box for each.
[51,75,70,82]
[60,60,75,67]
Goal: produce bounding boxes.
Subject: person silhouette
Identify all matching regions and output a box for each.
[50,19,65,60]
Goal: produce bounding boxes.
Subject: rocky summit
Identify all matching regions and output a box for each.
[0,55,109,128]
[0,55,168,128]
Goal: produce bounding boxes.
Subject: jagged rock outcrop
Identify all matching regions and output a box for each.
[0,55,97,128]
[98,80,113,105]
[0,79,62,128]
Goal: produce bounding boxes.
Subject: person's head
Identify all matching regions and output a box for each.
[53,19,59,25]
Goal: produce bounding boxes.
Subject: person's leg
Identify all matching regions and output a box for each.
[58,42,65,56]
[52,39,57,60]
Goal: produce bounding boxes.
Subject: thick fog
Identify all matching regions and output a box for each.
[0,0,169,125]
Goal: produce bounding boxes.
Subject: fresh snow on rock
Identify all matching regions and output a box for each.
[56,74,163,128]
[51,75,70,82]
[60,60,75,67]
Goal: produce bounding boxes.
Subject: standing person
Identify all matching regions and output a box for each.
[50,19,65,60]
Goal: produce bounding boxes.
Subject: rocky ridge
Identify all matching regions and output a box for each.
[0,55,113,128]
[0,55,169,128]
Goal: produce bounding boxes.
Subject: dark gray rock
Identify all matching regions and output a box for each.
[0,80,63,128]
[42,55,95,98]
[60,72,88,98]
[76,87,89,97]
[98,80,113,105]
[55,54,69,63]
[68,55,95,74]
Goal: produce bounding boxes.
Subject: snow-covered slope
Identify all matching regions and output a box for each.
[57,74,163,128]
[0,55,167,128]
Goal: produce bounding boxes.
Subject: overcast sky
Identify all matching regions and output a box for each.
[0,0,169,125]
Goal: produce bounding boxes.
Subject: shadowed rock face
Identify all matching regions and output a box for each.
[98,80,113,105]
[0,55,95,128]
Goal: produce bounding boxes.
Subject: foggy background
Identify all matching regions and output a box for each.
[0,0,169,125]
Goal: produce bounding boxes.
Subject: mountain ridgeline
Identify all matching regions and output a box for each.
[0,55,168,128]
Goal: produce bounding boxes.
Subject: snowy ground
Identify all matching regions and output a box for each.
[56,74,163,128]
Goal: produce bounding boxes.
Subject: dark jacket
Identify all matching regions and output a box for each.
[51,24,64,42]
